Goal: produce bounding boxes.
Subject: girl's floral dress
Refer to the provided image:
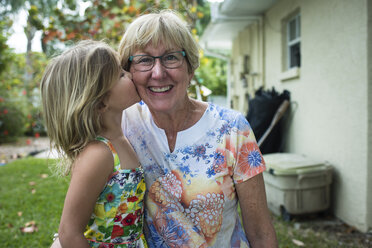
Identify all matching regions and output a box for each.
[84,136,147,248]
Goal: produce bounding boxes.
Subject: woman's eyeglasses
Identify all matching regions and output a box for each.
[129,51,186,72]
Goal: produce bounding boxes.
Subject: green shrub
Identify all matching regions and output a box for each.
[0,103,26,143]
[24,109,46,137]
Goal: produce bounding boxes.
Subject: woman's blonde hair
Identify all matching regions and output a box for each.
[118,9,200,73]
[40,40,121,175]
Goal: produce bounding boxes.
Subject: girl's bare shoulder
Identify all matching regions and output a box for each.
[71,140,114,178]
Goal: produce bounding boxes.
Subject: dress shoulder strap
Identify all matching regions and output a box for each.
[95,136,116,154]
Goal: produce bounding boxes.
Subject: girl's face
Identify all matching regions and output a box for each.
[105,69,140,111]
[129,43,194,115]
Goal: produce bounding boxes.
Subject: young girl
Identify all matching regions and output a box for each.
[40,40,147,248]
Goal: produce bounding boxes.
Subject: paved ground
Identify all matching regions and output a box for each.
[0,137,57,164]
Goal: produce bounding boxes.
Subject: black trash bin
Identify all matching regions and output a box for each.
[246,87,290,154]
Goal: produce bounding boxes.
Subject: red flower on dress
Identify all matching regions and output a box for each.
[121,213,136,226]
[114,215,122,222]
[98,242,114,248]
[111,225,124,239]
[127,196,138,202]
[106,193,115,202]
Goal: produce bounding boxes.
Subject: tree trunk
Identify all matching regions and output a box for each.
[24,20,35,88]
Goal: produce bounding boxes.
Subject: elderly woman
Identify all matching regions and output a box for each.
[119,10,277,248]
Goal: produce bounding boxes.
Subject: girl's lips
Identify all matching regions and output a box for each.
[148,85,173,93]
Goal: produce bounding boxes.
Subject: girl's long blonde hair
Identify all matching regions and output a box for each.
[40,40,121,175]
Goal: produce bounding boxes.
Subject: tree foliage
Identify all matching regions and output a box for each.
[0,17,14,73]
[0,0,228,142]
[0,51,48,142]
[41,0,225,96]
[42,0,210,52]
[196,55,227,96]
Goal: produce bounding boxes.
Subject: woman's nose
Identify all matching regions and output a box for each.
[151,58,165,78]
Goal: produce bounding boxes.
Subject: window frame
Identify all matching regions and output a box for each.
[286,13,301,69]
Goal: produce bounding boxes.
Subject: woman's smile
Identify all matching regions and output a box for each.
[148,85,173,93]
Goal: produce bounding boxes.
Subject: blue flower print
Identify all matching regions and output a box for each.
[164,152,177,162]
[215,104,233,122]
[216,123,231,143]
[150,216,188,248]
[148,223,169,248]
[213,151,225,167]
[101,183,121,212]
[206,151,226,178]
[178,164,192,177]
[179,143,213,162]
[206,166,216,178]
[232,114,251,132]
[194,145,206,159]
[145,163,167,177]
[206,129,216,137]
[248,150,262,167]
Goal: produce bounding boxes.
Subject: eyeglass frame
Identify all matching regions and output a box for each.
[128,51,186,72]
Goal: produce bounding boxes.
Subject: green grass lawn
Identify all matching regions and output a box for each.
[0,158,68,248]
[0,158,354,247]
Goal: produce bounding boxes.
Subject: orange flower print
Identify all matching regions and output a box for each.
[149,171,183,207]
[118,203,128,213]
[236,141,265,178]
[216,175,235,200]
[186,192,224,245]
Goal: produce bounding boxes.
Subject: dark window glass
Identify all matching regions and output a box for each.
[290,43,301,68]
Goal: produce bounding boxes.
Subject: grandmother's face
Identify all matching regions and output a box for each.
[129,43,194,114]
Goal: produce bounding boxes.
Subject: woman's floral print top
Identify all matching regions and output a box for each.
[122,103,266,248]
[84,136,147,248]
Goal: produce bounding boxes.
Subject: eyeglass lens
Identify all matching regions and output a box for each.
[130,51,185,71]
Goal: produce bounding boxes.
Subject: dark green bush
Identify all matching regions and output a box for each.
[0,103,26,143]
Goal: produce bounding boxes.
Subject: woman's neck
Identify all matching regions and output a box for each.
[151,98,208,152]
[151,98,191,131]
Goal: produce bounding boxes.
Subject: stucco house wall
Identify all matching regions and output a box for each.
[230,0,371,232]
[230,20,264,114]
[367,0,372,232]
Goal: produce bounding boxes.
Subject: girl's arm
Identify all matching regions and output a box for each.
[58,141,114,248]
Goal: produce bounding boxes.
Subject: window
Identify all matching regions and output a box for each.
[286,13,301,69]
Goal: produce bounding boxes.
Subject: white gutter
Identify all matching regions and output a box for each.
[210,2,261,23]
